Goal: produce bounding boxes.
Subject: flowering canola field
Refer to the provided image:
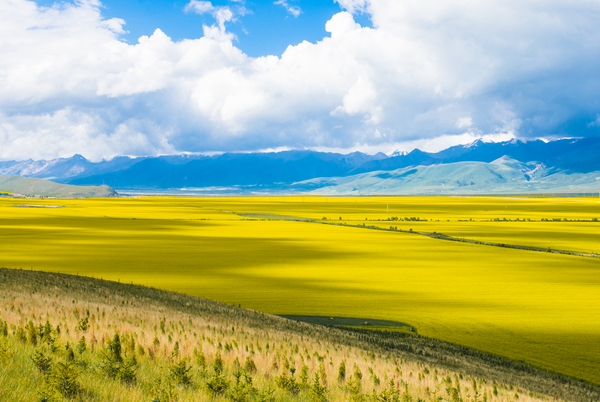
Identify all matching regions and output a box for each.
[1,196,599,384]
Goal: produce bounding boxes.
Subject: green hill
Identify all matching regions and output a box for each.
[0,175,116,197]
[304,157,600,195]
[0,268,597,401]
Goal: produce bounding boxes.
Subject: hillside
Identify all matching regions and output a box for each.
[302,158,600,195]
[0,268,597,402]
[0,176,116,198]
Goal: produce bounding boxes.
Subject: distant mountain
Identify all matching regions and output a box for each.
[0,176,117,197]
[66,150,388,189]
[0,154,141,180]
[2,137,600,193]
[302,157,600,195]
[349,137,600,175]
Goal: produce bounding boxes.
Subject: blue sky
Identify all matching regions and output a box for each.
[1,0,600,161]
[35,0,372,57]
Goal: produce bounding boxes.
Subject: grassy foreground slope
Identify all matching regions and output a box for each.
[0,176,116,197]
[1,268,598,402]
[0,197,599,385]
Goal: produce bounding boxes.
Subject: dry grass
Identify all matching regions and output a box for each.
[1,268,597,402]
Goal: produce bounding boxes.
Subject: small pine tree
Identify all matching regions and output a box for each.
[353,363,363,381]
[227,370,256,402]
[27,320,38,346]
[42,321,53,343]
[206,368,229,396]
[77,336,86,354]
[119,355,137,384]
[318,361,327,386]
[31,349,52,373]
[169,360,193,386]
[213,351,224,374]
[172,341,179,358]
[255,387,276,402]
[299,364,309,387]
[344,375,363,402]
[65,343,75,362]
[310,373,327,402]
[76,316,89,332]
[46,360,80,398]
[0,342,10,360]
[244,356,257,373]
[0,320,8,337]
[338,359,346,383]
[151,377,178,402]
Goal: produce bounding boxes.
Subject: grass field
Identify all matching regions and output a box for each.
[4,268,594,402]
[1,196,599,385]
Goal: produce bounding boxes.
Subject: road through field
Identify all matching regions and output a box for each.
[1,196,599,384]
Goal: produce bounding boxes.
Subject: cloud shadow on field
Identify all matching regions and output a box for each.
[3,233,364,274]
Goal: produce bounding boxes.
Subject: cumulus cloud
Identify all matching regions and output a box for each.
[184,0,214,15]
[274,0,301,18]
[335,0,369,15]
[1,0,600,161]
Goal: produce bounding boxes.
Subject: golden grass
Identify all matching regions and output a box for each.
[1,196,599,386]
[1,268,594,402]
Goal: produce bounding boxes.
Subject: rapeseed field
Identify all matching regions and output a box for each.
[1,196,599,385]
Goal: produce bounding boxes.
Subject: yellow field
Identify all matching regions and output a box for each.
[1,196,599,384]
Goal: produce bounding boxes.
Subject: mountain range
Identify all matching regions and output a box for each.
[2,137,600,194]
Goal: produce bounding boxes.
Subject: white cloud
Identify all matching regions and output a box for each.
[1,0,600,161]
[184,0,214,15]
[334,0,369,14]
[588,115,600,128]
[456,118,473,129]
[325,11,361,38]
[274,0,301,18]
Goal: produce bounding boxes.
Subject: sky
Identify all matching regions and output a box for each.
[1,0,600,161]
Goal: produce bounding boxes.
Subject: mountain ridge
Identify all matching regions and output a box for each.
[2,138,599,193]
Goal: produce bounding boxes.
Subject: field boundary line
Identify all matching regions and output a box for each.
[320,221,600,259]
